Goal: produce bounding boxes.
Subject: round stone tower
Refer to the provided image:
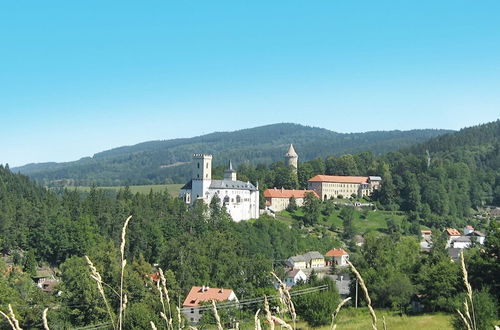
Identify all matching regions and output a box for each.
[285,144,298,173]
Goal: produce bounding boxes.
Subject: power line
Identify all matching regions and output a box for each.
[181,285,329,312]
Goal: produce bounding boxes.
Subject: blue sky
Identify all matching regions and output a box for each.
[1,1,499,167]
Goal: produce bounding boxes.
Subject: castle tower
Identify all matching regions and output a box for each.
[191,154,212,202]
[285,144,298,173]
[224,160,237,181]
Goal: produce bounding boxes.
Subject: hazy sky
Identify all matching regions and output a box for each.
[1,1,499,167]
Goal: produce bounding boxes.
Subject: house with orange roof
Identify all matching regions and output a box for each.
[307,175,381,200]
[263,188,319,212]
[325,248,349,267]
[182,286,238,323]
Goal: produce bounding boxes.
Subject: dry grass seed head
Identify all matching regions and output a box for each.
[42,308,50,330]
[330,297,351,329]
[254,309,262,330]
[264,296,275,330]
[0,309,16,330]
[211,300,223,330]
[347,260,378,330]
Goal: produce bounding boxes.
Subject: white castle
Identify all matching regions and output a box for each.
[179,154,260,222]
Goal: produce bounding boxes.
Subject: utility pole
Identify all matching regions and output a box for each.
[355,278,358,308]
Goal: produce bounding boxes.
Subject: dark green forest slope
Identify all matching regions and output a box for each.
[12,123,451,186]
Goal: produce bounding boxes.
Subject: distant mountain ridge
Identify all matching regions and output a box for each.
[13,123,453,186]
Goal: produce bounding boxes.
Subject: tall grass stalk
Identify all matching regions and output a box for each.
[347,260,378,330]
[211,300,223,330]
[42,308,50,330]
[254,309,262,330]
[457,253,477,330]
[158,268,173,329]
[271,271,296,328]
[85,255,116,329]
[176,306,183,330]
[0,305,19,330]
[118,215,132,330]
[264,296,275,330]
[330,297,351,330]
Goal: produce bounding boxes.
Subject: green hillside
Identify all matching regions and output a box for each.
[12,123,451,186]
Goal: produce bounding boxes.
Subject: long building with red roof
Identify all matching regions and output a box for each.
[264,188,319,212]
[308,175,381,200]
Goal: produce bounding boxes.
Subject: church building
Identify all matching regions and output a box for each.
[179,154,260,222]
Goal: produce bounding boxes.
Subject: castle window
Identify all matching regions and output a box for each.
[206,163,208,168]
[236,195,241,203]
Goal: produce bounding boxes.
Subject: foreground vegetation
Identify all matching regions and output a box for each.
[298,309,453,330]
[0,120,499,328]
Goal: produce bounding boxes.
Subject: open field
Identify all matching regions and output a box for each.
[297,309,453,329]
[65,184,183,196]
[276,208,406,235]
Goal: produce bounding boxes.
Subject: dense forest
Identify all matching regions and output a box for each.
[1,120,499,328]
[13,123,451,186]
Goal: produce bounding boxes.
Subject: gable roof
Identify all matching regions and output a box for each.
[182,286,235,307]
[308,175,368,184]
[303,251,324,260]
[264,189,319,199]
[286,269,305,278]
[446,228,461,236]
[467,230,485,237]
[288,255,307,263]
[209,179,257,191]
[325,248,348,257]
[420,230,432,235]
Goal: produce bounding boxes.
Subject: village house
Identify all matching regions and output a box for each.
[445,228,462,248]
[284,269,307,287]
[286,251,325,269]
[307,175,382,200]
[325,248,349,267]
[179,155,259,222]
[464,225,486,244]
[263,188,319,212]
[182,286,238,324]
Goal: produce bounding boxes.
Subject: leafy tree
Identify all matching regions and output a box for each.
[294,278,340,327]
[302,192,321,226]
[286,197,297,212]
[340,207,355,240]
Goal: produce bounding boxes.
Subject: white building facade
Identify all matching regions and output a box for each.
[179,154,260,222]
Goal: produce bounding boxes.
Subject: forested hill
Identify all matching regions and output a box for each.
[12,123,451,186]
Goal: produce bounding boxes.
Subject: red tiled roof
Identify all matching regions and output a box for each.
[182,286,234,307]
[263,189,319,199]
[421,230,432,234]
[308,175,368,184]
[446,228,461,236]
[325,248,348,257]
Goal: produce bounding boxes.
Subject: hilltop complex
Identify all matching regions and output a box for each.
[180,144,382,221]
[179,154,260,221]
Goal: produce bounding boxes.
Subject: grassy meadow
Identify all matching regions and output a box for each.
[276,207,407,235]
[65,183,184,196]
[297,309,453,329]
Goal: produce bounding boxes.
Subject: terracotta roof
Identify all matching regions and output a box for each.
[421,230,432,234]
[182,286,235,307]
[325,248,348,257]
[308,175,368,184]
[263,189,319,199]
[446,228,461,236]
